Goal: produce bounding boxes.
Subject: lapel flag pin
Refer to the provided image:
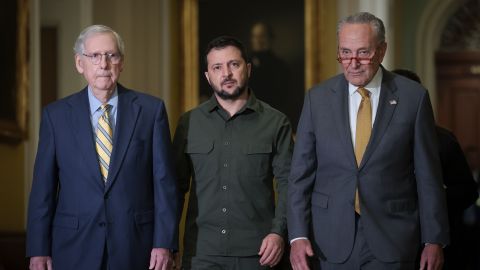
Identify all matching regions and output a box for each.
[389,100,397,105]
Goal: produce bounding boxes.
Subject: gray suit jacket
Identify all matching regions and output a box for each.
[287,69,449,263]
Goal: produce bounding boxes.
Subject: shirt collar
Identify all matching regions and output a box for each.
[88,86,119,115]
[348,67,383,97]
[206,89,260,114]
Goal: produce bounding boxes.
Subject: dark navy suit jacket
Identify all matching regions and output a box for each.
[26,85,178,270]
[288,69,449,263]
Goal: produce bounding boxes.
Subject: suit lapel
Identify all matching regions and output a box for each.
[330,78,357,168]
[105,85,140,192]
[359,70,398,169]
[68,88,105,189]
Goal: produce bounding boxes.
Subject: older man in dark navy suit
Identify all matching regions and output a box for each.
[26,25,178,270]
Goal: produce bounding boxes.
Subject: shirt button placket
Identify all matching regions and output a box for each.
[220,120,232,246]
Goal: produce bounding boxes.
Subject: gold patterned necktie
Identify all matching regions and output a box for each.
[354,87,372,214]
[96,104,113,183]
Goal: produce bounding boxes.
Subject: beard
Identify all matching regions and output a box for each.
[212,79,248,100]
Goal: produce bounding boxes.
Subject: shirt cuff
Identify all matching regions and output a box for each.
[290,237,308,245]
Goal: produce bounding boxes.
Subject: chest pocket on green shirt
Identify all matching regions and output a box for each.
[242,143,273,177]
[185,140,214,178]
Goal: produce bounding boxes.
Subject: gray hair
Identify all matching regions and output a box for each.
[73,25,125,56]
[337,12,386,44]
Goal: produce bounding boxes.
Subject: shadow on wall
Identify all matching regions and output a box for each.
[0,232,28,270]
[198,0,305,130]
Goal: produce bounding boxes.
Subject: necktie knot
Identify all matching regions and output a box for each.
[100,104,112,114]
[358,87,370,99]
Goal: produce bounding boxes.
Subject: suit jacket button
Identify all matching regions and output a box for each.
[99,222,106,227]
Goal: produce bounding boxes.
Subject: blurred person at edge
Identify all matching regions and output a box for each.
[393,69,478,270]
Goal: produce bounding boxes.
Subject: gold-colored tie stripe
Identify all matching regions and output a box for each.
[354,88,371,214]
[96,104,113,182]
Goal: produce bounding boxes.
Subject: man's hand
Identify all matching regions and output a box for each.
[420,244,444,270]
[290,239,314,270]
[29,256,52,270]
[149,248,173,270]
[258,233,285,267]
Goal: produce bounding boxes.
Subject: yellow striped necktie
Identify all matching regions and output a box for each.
[96,104,113,183]
[354,87,372,214]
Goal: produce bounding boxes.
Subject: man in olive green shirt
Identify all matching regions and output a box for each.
[173,36,293,270]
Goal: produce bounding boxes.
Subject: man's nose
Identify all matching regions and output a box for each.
[222,65,232,77]
[350,57,361,66]
[99,55,109,68]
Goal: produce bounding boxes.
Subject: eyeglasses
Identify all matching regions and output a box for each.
[336,49,378,65]
[82,52,122,65]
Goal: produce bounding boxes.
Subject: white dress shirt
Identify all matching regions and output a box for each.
[88,86,118,137]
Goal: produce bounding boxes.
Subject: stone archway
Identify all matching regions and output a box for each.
[434,0,480,166]
[415,0,461,109]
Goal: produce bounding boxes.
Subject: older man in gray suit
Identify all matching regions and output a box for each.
[288,12,449,270]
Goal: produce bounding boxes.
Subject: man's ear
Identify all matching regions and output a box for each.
[247,62,252,78]
[75,54,84,74]
[204,71,211,85]
[118,58,124,72]
[378,42,388,61]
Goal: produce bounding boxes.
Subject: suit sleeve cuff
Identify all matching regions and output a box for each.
[425,242,447,248]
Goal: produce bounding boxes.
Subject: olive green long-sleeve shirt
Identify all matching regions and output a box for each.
[173,92,293,257]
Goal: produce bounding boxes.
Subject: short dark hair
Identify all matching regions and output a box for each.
[392,69,422,84]
[204,36,250,70]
